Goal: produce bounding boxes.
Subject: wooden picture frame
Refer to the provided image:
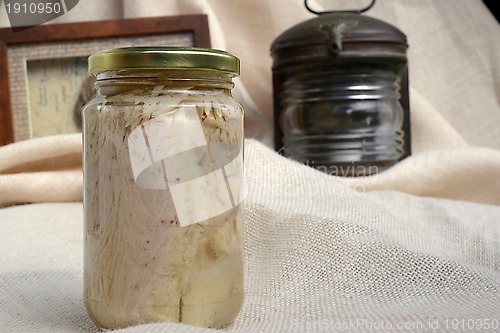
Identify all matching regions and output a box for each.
[0,14,211,146]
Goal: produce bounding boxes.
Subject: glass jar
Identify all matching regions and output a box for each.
[82,47,245,329]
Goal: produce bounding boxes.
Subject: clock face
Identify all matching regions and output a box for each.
[26,56,89,138]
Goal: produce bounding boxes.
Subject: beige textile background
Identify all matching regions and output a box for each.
[0,1,500,332]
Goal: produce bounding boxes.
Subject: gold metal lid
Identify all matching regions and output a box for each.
[88,46,240,75]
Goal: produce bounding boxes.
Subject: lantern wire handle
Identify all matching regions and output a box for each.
[304,0,376,15]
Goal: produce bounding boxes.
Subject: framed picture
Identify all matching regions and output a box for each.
[0,14,211,146]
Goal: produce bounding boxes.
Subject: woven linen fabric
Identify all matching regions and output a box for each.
[0,140,499,333]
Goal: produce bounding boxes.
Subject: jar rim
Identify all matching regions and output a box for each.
[88,46,240,76]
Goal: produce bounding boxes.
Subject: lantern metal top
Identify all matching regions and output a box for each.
[271,10,408,69]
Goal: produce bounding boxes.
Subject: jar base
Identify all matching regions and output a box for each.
[85,290,244,330]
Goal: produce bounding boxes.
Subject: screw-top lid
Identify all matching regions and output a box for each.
[271,12,408,68]
[88,46,240,75]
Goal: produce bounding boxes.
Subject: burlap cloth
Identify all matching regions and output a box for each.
[1,0,500,332]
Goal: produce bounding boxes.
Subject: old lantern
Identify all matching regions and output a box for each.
[271,0,410,176]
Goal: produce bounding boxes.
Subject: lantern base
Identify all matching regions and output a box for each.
[300,159,397,177]
[282,131,404,177]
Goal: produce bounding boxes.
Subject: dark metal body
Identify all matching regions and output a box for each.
[271,12,411,164]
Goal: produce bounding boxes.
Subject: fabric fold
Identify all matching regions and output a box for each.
[0,170,83,207]
[0,134,83,207]
[2,135,500,207]
[0,134,82,173]
[339,147,500,206]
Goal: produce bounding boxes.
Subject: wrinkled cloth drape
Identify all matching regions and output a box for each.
[1,140,499,333]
